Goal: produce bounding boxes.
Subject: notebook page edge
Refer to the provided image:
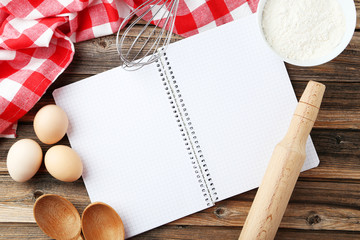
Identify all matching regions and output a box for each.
[52,63,211,238]
[163,14,320,203]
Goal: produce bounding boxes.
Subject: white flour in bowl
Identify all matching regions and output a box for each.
[262,0,346,61]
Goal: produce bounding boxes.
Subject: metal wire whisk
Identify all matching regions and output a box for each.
[116,0,179,70]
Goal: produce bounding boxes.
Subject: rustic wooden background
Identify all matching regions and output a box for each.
[1,3,360,239]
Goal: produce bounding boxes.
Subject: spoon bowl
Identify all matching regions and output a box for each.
[33,194,82,240]
[81,202,125,240]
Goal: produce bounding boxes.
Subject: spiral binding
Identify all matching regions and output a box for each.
[156,53,218,205]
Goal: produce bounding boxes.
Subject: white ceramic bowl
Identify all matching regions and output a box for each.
[257,0,357,67]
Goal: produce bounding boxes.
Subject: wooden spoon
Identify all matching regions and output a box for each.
[81,202,125,240]
[33,194,82,240]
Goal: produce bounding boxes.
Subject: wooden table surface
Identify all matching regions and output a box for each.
[1,5,360,239]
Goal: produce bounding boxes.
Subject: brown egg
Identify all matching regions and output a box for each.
[7,139,43,182]
[45,145,83,182]
[34,105,68,145]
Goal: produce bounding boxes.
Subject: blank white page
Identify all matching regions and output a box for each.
[53,64,209,238]
[164,14,319,201]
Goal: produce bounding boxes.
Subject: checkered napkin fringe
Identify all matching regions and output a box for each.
[0,0,258,138]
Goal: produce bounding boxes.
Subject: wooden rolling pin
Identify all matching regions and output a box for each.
[239,81,325,240]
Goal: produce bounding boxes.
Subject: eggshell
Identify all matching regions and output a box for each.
[7,139,43,182]
[45,145,83,182]
[34,104,69,145]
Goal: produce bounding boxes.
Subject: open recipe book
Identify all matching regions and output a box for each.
[53,14,319,238]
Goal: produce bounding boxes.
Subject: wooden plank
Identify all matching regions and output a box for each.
[357,0,360,29]
[2,125,360,180]
[64,32,360,80]
[301,128,360,179]
[67,28,182,75]
[0,203,34,223]
[0,173,359,231]
[172,201,360,231]
[231,180,360,208]
[17,77,360,129]
[301,154,360,179]
[0,224,357,240]
[0,224,359,240]
[0,223,48,240]
[0,174,90,224]
[4,223,147,240]
[136,227,360,240]
[17,31,360,129]
[292,82,360,112]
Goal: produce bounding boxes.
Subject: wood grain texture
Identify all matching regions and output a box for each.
[239,82,325,240]
[1,4,360,239]
[64,32,360,78]
[356,0,360,29]
[0,224,359,240]
[17,78,360,130]
[0,172,359,230]
[33,194,82,239]
[15,32,360,129]
[81,202,125,240]
[2,126,360,180]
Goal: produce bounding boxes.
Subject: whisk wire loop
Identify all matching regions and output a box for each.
[116,0,179,70]
[129,0,167,62]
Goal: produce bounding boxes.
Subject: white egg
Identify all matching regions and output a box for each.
[7,139,43,182]
[45,145,83,182]
[34,104,69,145]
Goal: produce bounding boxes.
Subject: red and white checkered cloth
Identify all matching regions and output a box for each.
[0,0,259,138]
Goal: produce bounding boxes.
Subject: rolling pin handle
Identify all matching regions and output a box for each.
[238,81,325,240]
